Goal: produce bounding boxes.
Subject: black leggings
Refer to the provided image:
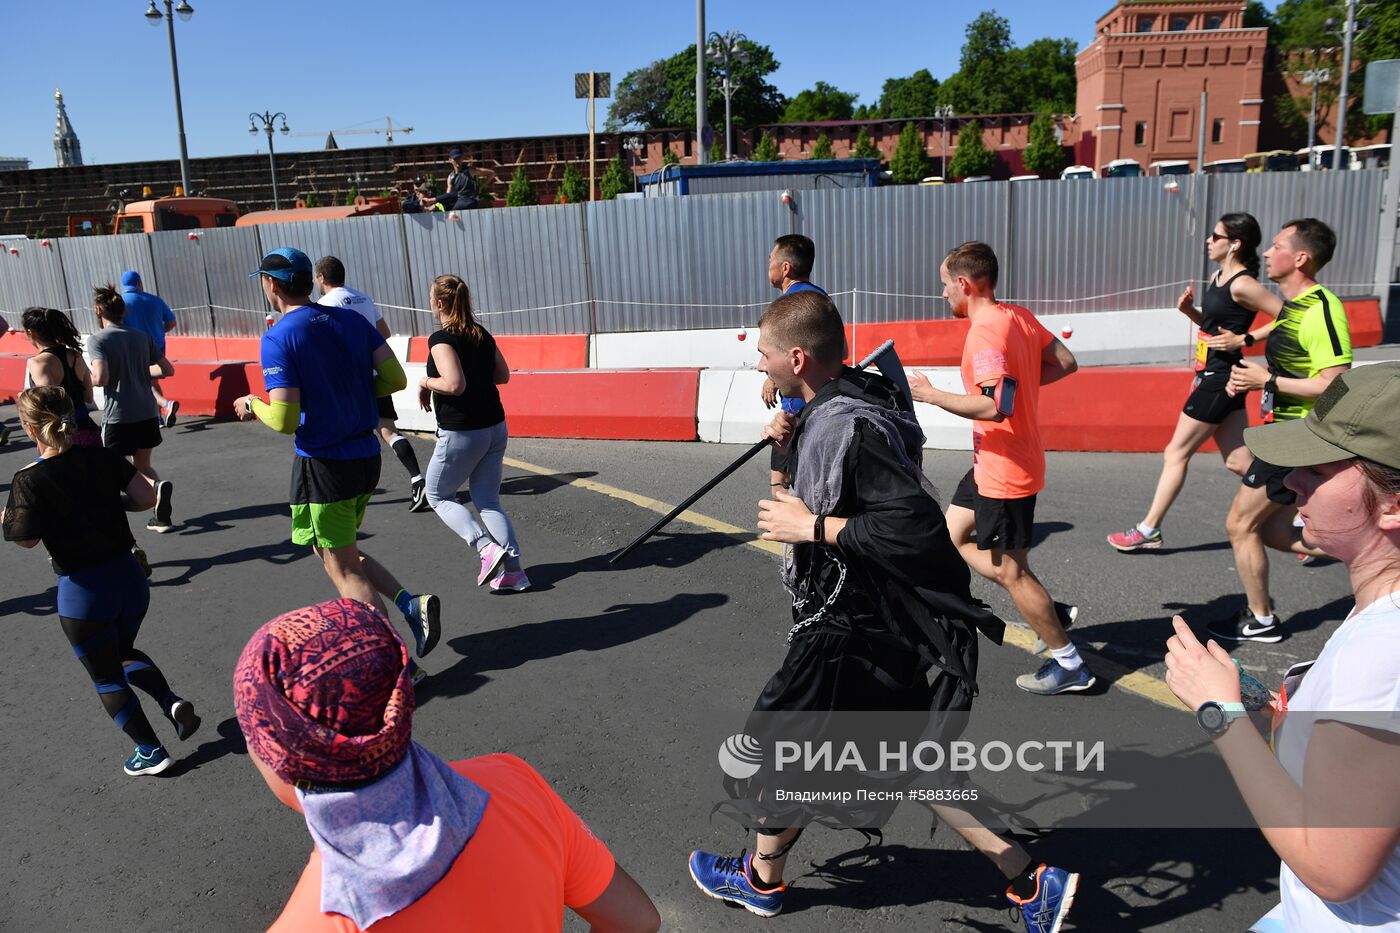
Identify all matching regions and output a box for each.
[60,616,176,749]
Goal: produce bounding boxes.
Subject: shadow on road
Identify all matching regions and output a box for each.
[527,530,757,591]
[424,590,728,702]
[150,539,305,587]
[166,716,246,777]
[0,584,56,617]
[176,500,291,536]
[501,470,599,497]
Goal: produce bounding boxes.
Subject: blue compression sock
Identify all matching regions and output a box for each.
[394,588,414,617]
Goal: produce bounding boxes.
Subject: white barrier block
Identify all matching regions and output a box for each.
[697,369,735,443]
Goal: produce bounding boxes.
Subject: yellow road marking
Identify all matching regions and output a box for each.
[504,454,1187,711]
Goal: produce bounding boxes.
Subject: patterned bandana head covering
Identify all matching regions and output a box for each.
[234,598,414,786]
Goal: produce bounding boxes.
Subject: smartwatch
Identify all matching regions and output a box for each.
[244,398,255,417]
[1197,701,1247,737]
[1242,333,1255,347]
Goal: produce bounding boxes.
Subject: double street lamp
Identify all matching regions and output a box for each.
[706,30,748,161]
[933,105,956,178]
[249,111,290,210]
[144,0,195,196]
[1301,67,1332,170]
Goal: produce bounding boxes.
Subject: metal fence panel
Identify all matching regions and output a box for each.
[690,173,870,196]
[1011,175,1200,315]
[403,206,592,335]
[149,230,216,337]
[259,215,417,335]
[202,226,271,339]
[802,184,1011,325]
[587,192,785,331]
[56,233,156,333]
[0,242,68,331]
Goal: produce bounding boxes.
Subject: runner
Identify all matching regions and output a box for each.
[314,255,429,513]
[89,284,176,534]
[2,386,200,777]
[1208,219,1352,644]
[909,242,1089,694]
[21,306,101,447]
[417,273,529,591]
[233,247,442,674]
[688,291,1077,932]
[1108,212,1283,552]
[119,271,180,428]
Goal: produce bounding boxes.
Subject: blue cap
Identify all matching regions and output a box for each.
[249,247,312,283]
[121,270,142,290]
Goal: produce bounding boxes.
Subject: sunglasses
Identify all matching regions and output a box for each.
[1206,233,1230,243]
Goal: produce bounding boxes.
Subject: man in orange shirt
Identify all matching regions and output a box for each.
[910,242,1092,696]
[235,598,660,933]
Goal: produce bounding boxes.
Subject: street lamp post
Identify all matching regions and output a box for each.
[706,30,748,161]
[933,105,955,178]
[145,0,195,195]
[1302,68,1331,170]
[623,135,643,192]
[249,111,290,210]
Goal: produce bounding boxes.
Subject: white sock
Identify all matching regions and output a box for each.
[1253,610,1276,625]
[1137,523,1158,536]
[411,473,423,484]
[1051,643,1083,671]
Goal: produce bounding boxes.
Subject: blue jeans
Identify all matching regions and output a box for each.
[425,421,520,568]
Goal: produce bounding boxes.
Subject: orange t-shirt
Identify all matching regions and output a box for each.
[959,302,1054,500]
[267,754,616,932]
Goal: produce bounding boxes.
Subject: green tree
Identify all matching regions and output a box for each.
[783,81,858,122]
[851,126,882,160]
[609,41,786,132]
[475,176,495,208]
[889,122,929,183]
[600,153,634,199]
[344,187,359,206]
[1021,112,1066,177]
[932,11,1076,115]
[1010,38,1078,113]
[710,139,725,162]
[506,165,537,207]
[852,103,875,120]
[751,130,781,162]
[1243,0,1272,28]
[557,163,588,204]
[809,133,834,160]
[877,69,941,118]
[948,120,995,178]
[661,147,680,165]
[304,192,319,208]
[606,61,670,130]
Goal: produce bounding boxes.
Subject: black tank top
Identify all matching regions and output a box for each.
[37,347,98,429]
[1196,270,1256,388]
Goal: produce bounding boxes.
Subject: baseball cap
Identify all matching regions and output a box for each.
[1244,363,1400,470]
[249,247,312,283]
[120,270,142,289]
[448,147,461,158]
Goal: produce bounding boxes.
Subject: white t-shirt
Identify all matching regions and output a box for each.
[320,285,382,328]
[1276,592,1400,931]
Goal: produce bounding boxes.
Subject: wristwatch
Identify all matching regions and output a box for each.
[1197,701,1247,737]
[243,398,254,416]
[1242,333,1256,347]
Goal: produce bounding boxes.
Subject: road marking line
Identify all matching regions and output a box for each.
[504,455,1186,711]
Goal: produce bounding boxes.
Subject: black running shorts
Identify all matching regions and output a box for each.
[1182,377,1245,425]
[376,394,398,421]
[1241,457,1296,506]
[950,468,1037,551]
[102,418,163,455]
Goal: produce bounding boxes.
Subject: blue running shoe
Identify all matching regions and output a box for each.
[1007,864,1078,933]
[404,594,441,657]
[688,849,784,917]
[1016,659,1096,695]
[123,745,172,777]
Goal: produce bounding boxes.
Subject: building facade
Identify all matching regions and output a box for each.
[53,89,83,168]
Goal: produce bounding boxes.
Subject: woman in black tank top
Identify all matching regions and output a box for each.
[21,307,101,447]
[1107,213,1283,553]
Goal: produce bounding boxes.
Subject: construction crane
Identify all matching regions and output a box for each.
[290,117,414,148]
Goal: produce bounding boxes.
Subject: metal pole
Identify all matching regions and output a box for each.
[266,125,280,210]
[163,1,192,195]
[1308,83,1320,170]
[724,78,733,160]
[1196,90,1208,172]
[589,72,597,202]
[695,0,706,164]
[942,121,948,177]
[1376,102,1400,321]
[1334,0,1357,171]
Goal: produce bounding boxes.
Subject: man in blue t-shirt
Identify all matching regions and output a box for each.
[120,271,181,428]
[232,248,442,674]
[761,234,832,487]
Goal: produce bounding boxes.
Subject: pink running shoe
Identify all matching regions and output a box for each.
[477,542,508,586]
[490,570,532,592]
[1107,525,1163,552]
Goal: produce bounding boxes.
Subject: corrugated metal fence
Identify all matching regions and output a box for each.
[0,171,1385,339]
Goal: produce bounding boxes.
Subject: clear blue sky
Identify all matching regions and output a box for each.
[4,0,1241,168]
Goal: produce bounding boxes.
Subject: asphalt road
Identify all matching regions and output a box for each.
[0,410,1358,932]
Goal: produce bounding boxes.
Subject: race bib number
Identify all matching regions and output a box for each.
[1260,387,1275,423]
[1194,330,1209,372]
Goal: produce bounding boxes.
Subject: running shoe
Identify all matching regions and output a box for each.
[123,745,172,777]
[404,593,441,657]
[1207,606,1283,644]
[688,850,785,917]
[490,570,532,593]
[148,480,174,533]
[166,699,201,741]
[161,400,180,429]
[1032,602,1078,655]
[1016,659,1096,695]
[0,423,9,447]
[407,659,428,687]
[1007,864,1078,933]
[409,480,431,513]
[131,545,152,578]
[477,542,508,586]
[1107,525,1162,552]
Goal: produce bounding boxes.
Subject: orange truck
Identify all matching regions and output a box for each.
[67,195,240,237]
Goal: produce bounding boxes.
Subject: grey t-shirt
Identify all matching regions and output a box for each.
[87,324,160,424]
